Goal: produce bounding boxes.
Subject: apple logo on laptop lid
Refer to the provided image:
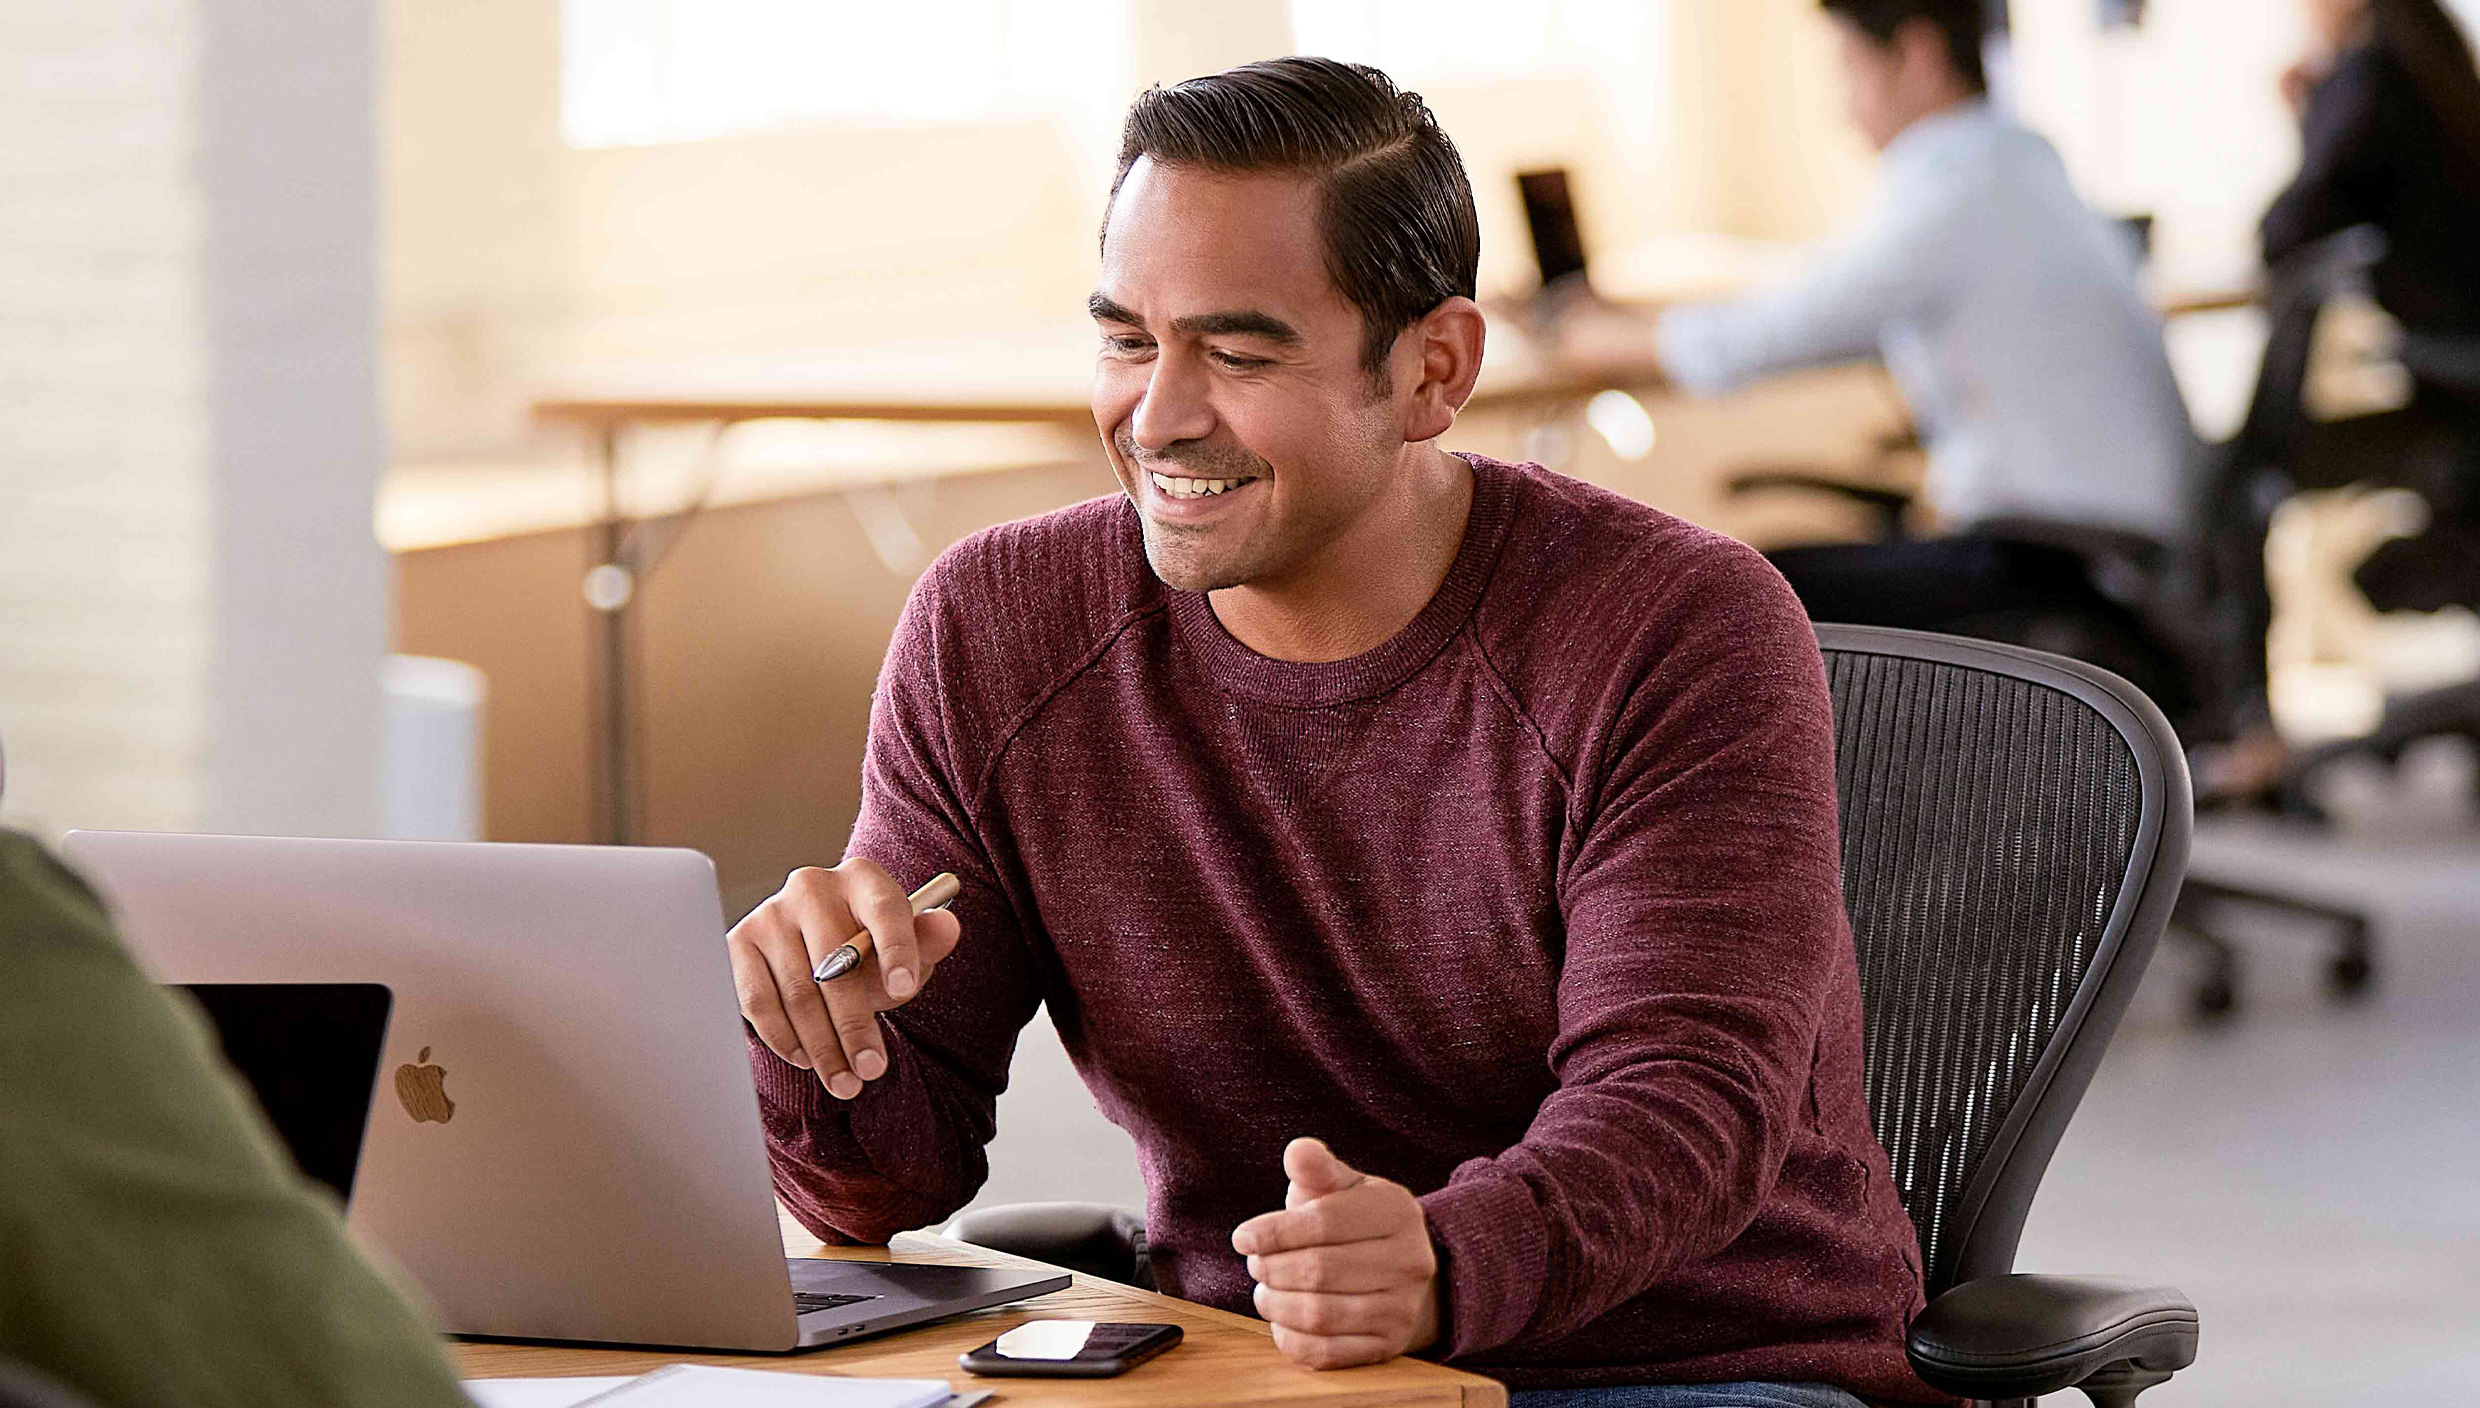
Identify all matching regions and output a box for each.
[395,1047,455,1124]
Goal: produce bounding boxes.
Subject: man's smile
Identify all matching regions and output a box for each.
[1149,472,1260,500]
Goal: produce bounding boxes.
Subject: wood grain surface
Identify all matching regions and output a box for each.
[450,1213,1506,1407]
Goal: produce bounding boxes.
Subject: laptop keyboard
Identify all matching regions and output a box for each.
[794,1291,880,1315]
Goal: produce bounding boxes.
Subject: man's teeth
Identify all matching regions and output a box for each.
[1149,472,1251,499]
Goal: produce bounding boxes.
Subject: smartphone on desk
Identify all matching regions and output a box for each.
[958,1319,1183,1377]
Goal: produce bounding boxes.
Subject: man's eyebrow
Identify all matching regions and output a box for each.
[1169,310,1303,344]
[1086,295,1303,347]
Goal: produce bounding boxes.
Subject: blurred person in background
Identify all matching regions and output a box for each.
[2211,0,2480,795]
[1552,0,2199,690]
[0,737,473,1408]
[2269,0,2480,351]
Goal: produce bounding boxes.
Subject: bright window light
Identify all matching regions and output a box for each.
[1291,0,1654,82]
[1585,389,1657,461]
[560,0,1130,148]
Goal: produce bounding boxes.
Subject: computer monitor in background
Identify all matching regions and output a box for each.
[1517,168,1591,292]
[175,982,393,1204]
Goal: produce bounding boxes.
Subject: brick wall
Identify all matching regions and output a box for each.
[0,0,213,836]
[0,0,383,841]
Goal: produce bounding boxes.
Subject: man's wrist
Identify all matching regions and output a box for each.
[1408,1267,1445,1357]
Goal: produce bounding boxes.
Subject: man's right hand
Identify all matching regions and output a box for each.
[728,858,964,1100]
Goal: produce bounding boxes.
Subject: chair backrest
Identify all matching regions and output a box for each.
[1819,626,2191,1297]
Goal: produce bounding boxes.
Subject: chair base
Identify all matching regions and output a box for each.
[2172,876,2374,1021]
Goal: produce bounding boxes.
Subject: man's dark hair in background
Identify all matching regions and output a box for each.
[1821,0,1990,94]
[1108,56,1482,381]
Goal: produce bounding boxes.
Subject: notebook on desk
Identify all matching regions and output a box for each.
[466,1367,971,1408]
[465,1370,984,1408]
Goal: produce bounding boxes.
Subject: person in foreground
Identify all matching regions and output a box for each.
[733,58,1939,1406]
[0,740,471,1408]
[1552,0,2198,689]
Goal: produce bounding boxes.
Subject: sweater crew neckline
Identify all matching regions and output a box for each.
[1165,453,1517,708]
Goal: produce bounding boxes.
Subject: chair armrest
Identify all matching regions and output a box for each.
[943,1202,1150,1289]
[1907,1275,2197,1405]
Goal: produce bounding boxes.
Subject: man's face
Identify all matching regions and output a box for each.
[1834,16,1918,151]
[1090,157,1408,594]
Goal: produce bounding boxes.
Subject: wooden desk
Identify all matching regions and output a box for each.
[453,1217,1506,1408]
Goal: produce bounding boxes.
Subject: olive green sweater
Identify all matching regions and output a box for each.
[0,829,471,1408]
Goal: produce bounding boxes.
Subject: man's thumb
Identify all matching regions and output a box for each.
[1284,1137,1362,1200]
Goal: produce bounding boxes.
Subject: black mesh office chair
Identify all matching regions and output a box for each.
[952,626,2200,1407]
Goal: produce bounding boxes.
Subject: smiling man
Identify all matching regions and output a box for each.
[731,58,1936,1406]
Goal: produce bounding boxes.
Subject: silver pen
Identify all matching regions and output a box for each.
[811,872,961,983]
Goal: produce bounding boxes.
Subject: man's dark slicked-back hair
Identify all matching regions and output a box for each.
[1108,56,1481,379]
[1821,0,1990,95]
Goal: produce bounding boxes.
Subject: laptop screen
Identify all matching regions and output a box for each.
[174,982,393,1204]
[1517,168,1590,289]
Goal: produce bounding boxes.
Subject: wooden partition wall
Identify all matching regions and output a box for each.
[393,369,1903,921]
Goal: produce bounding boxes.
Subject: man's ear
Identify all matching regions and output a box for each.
[1400,297,1486,445]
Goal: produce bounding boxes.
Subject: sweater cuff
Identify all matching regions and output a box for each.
[1419,1166,1549,1359]
[747,1024,838,1123]
[746,1022,943,1241]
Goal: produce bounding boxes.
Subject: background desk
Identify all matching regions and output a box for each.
[526,319,1627,845]
[453,1215,1506,1408]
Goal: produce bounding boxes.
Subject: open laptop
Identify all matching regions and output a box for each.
[1516,167,1592,292]
[176,981,394,1203]
[65,832,1068,1352]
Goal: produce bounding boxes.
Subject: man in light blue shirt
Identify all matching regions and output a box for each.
[1557,0,2200,668]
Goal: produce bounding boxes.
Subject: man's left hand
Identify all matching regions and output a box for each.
[1231,1138,1443,1370]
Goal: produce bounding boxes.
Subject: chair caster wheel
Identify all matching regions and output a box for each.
[2329,935,2375,999]
[2192,972,2238,1021]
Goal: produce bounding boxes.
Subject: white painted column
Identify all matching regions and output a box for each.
[199,0,385,838]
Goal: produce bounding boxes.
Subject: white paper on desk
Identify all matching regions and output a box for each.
[567,1364,954,1408]
[464,1377,634,1408]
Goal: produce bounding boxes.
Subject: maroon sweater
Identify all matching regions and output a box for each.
[755,455,1935,1399]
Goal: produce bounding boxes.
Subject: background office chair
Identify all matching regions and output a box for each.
[2270,314,2480,817]
[953,626,2201,1407]
[1725,231,2397,1021]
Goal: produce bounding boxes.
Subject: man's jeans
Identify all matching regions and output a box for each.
[1509,1383,1867,1408]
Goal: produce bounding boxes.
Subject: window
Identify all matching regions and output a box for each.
[1288,0,1661,84]
[560,0,1129,148]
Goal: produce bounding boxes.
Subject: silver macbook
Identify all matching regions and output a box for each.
[64,831,1068,1352]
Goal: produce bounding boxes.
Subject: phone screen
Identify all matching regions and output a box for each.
[989,1320,1167,1360]
[964,1320,1182,1376]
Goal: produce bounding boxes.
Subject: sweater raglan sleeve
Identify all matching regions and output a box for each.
[1418,545,1850,1358]
[754,560,1048,1245]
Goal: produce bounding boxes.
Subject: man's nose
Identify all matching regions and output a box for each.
[1129,353,1216,454]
